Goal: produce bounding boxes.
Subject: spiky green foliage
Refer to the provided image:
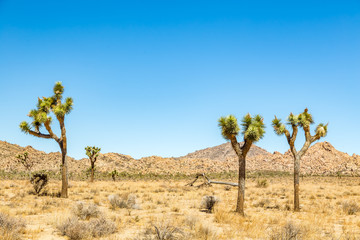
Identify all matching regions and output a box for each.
[242,114,266,142]
[298,108,314,127]
[315,123,328,137]
[19,82,73,135]
[85,146,101,160]
[218,115,240,140]
[287,113,299,126]
[20,121,31,133]
[219,114,265,142]
[272,117,286,135]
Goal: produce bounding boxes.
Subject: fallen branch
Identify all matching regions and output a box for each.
[186,173,238,187]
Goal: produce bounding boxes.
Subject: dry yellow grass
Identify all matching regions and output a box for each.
[0,177,359,239]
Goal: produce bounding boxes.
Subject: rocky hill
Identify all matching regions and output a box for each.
[0,140,359,176]
[179,142,270,160]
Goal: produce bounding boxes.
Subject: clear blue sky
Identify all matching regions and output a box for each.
[0,1,359,159]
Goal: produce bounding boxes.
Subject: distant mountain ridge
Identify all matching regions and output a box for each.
[179,142,271,160]
[0,140,359,176]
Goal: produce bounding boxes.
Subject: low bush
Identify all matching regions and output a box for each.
[342,201,360,215]
[269,221,305,240]
[73,201,101,220]
[57,216,116,240]
[256,178,269,188]
[0,212,26,240]
[108,194,140,210]
[136,222,184,240]
[30,172,48,195]
[200,196,219,213]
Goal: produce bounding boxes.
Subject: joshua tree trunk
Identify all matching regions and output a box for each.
[294,154,300,211]
[230,137,250,216]
[236,154,246,215]
[90,162,95,182]
[61,148,68,198]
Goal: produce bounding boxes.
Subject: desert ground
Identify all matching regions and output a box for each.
[0,176,359,240]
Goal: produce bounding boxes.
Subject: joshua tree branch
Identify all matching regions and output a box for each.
[27,129,52,139]
[44,121,60,142]
[241,139,253,157]
[290,125,298,145]
[229,136,242,157]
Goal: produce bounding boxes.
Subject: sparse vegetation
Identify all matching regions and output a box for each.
[269,221,306,240]
[57,216,116,240]
[342,201,360,215]
[256,178,269,188]
[0,176,358,239]
[0,213,26,240]
[138,222,184,240]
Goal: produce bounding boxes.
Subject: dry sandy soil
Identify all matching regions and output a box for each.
[0,177,359,239]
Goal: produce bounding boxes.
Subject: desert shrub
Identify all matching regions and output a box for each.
[184,215,198,230]
[108,194,140,210]
[57,217,88,240]
[136,223,184,240]
[73,202,101,220]
[269,221,305,240]
[89,217,116,237]
[0,213,26,240]
[57,216,116,240]
[256,178,269,188]
[30,172,48,195]
[342,201,360,215]
[195,223,218,240]
[200,196,219,213]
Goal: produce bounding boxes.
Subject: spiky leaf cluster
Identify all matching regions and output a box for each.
[218,114,265,142]
[241,114,265,142]
[287,113,299,126]
[315,123,328,137]
[298,108,314,127]
[85,146,101,159]
[272,117,287,135]
[19,82,73,134]
[218,115,240,140]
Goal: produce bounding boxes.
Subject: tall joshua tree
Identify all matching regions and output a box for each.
[20,82,73,198]
[218,114,265,216]
[272,108,327,211]
[85,146,101,182]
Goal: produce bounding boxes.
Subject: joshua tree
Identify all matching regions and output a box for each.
[110,170,118,181]
[20,82,73,198]
[15,152,34,180]
[272,108,328,211]
[85,146,101,182]
[218,114,265,215]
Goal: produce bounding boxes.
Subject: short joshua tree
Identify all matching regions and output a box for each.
[272,108,328,211]
[85,146,101,182]
[218,114,265,216]
[15,152,34,180]
[20,82,73,198]
[110,170,118,181]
